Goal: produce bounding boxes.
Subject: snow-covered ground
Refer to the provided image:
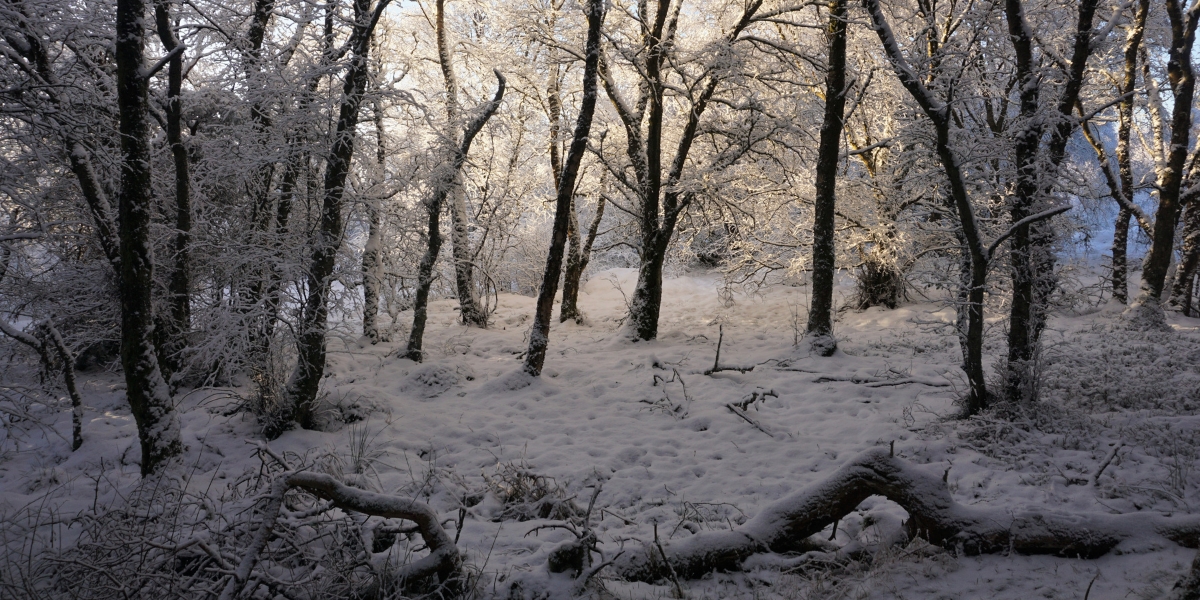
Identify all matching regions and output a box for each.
[2,268,1199,599]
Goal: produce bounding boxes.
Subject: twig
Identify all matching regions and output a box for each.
[725,403,774,437]
[1092,443,1125,486]
[572,551,625,595]
[705,325,755,375]
[655,524,686,599]
[1083,569,1100,600]
[710,325,723,373]
[601,508,636,525]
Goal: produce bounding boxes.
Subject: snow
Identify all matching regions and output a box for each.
[2,268,1200,599]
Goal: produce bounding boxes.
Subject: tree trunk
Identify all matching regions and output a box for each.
[524,0,604,375]
[1112,207,1133,304]
[153,0,191,384]
[362,92,386,344]
[1172,201,1200,311]
[282,0,388,433]
[611,447,1200,583]
[46,319,84,451]
[433,0,487,329]
[403,197,444,363]
[561,196,605,323]
[609,2,762,341]
[449,188,487,326]
[806,0,849,356]
[1135,0,1200,313]
[1113,0,1149,305]
[628,240,668,341]
[115,0,181,474]
[1002,0,1099,403]
[404,71,506,362]
[864,0,990,412]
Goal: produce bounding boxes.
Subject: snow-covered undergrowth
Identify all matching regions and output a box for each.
[2,269,1199,599]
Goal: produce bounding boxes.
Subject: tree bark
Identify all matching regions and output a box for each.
[1173,200,1200,312]
[1135,0,1200,314]
[606,0,763,341]
[281,0,390,433]
[434,0,487,328]
[1113,0,1150,305]
[153,0,191,384]
[1002,0,1099,403]
[611,447,1200,583]
[863,0,990,412]
[805,0,849,356]
[561,196,605,323]
[115,0,182,474]
[362,87,386,344]
[524,0,604,376]
[403,71,505,362]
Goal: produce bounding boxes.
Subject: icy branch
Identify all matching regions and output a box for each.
[986,204,1074,261]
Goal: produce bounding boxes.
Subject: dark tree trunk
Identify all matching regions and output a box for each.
[864,0,990,412]
[403,196,445,363]
[606,1,763,341]
[561,196,605,323]
[404,72,506,361]
[1173,201,1200,311]
[1113,0,1149,305]
[46,319,83,451]
[806,0,849,356]
[1137,0,1200,311]
[1113,207,1133,303]
[281,0,389,433]
[1002,0,1099,403]
[523,0,604,375]
[115,0,181,474]
[153,0,191,384]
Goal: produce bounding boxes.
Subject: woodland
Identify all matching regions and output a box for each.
[2,0,1200,598]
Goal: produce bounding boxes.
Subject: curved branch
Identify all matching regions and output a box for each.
[222,471,461,600]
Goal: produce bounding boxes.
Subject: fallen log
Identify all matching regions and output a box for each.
[612,447,1200,582]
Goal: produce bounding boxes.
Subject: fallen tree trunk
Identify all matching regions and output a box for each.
[612,447,1200,582]
[221,471,461,600]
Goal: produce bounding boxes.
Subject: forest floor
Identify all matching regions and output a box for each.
[3,268,1200,599]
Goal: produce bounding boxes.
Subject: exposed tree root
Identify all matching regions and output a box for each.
[221,471,461,600]
[611,447,1200,582]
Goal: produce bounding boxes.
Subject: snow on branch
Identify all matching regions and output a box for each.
[221,471,461,600]
[986,204,1074,261]
[612,447,1200,583]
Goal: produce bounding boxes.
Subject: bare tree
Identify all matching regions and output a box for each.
[152,0,192,384]
[436,0,489,328]
[600,0,772,341]
[1080,0,1151,306]
[114,0,183,473]
[279,0,392,433]
[1000,0,1100,403]
[805,0,850,356]
[524,0,605,376]
[1134,0,1200,319]
[403,72,506,362]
